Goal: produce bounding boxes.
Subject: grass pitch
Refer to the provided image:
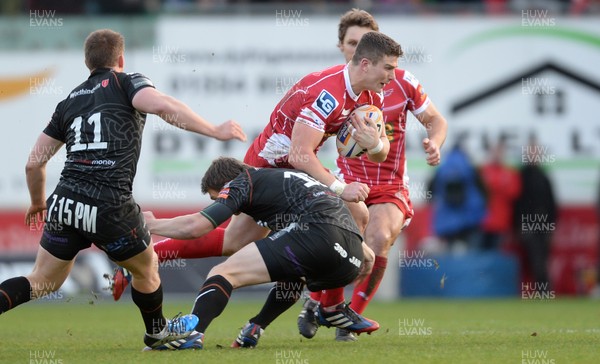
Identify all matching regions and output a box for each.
[1,296,598,364]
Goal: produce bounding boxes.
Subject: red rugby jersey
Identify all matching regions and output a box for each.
[247,64,383,168]
[336,69,430,187]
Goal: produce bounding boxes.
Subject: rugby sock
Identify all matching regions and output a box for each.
[250,281,304,329]
[192,275,233,333]
[0,276,31,314]
[154,227,225,261]
[131,284,166,335]
[350,256,388,314]
[319,287,345,310]
[308,290,322,302]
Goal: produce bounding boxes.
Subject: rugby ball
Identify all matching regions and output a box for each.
[336,105,384,158]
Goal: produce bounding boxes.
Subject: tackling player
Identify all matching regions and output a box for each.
[297,9,448,341]
[140,157,377,350]
[0,29,246,350]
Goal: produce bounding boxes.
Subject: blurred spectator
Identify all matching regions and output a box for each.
[513,138,557,292]
[479,139,521,250]
[429,142,487,254]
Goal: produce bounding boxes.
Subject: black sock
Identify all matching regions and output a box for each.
[0,276,32,315]
[250,280,304,329]
[131,284,166,335]
[192,275,233,333]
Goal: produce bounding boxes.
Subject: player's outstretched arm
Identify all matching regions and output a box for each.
[416,102,447,166]
[25,133,63,226]
[132,87,247,142]
[143,211,216,240]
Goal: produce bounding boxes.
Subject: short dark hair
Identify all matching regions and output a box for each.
[338,8,379,44]
[84,29,124,71]
[201,157,250,194]
[351,31,402,65]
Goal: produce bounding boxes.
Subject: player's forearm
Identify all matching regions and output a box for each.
[365,136,390,163]
[148,214,213,239]
[161,97,219,137]
[25,164,46,206]
[288,148,336,187]
[424,116,447,150]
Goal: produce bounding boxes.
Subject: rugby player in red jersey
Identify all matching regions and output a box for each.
[297,9,448,342]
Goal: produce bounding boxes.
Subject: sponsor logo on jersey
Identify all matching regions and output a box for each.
[217,187,230,199]
[403,71,420,89]
[133,79,153,89]
[69,83,101,99]
[349,255,362,268]
[333,242,348,258]
[101,79,109,88]
[312,90,338,118]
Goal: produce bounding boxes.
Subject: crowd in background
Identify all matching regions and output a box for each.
[427,135,558,293]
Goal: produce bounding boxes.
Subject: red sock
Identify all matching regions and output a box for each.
[350,256,388,314]
[309,291,322,301]
[320,287,345,309]
[154,228,225,262]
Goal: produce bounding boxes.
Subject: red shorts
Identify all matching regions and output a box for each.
[364,184,414,229]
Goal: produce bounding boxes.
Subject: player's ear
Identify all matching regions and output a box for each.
[118,54,124,69]
[360,58,370,72]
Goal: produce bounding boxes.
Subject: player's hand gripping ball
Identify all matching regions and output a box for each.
[336,104,384,158]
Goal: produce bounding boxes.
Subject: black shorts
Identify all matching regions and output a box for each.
[255,223,363,292]
[40,186,150,261]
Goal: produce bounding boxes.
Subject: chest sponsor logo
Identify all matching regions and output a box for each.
[312,90,338,118]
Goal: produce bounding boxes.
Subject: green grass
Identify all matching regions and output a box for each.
[2,297,598,363]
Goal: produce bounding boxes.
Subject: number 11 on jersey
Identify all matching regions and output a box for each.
[70,112,108,152]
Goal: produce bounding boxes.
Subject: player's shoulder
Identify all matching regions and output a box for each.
[303,65,346,90]
[394,69,422,89]
[118,72,154,88]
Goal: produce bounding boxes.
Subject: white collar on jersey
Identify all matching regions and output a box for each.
[343,63,360,101]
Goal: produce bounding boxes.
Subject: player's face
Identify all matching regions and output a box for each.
[338,26,374,63]
[364,55,397,92]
